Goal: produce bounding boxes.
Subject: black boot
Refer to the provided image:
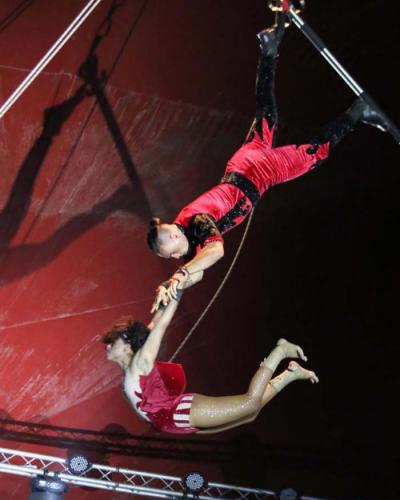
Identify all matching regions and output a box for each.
[251,14,287,140]
[306,114,355,154]
[253,55,279,136]
[257,13,287,58]
[347,97,389,132]
[307,96,392,155]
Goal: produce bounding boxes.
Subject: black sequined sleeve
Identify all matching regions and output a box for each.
[188,213,224,248]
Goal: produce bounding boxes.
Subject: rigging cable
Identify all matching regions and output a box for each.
[0,0,104,120]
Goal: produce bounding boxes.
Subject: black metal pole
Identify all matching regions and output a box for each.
[288,7,400,144]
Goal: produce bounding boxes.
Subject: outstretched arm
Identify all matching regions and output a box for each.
[173,213,224,287]
[179,269,204,289]
[167,241,224,300]
[135,295,181,373]
[151,271,203,313]
[151,241,223,312]
[184,241,224,274]
[146,307,164,331]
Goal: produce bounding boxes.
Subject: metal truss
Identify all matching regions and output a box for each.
[0,446,276,499]
[0,417,340,470]
[0,417,245,462]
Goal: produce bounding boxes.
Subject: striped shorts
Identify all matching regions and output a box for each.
[173,394,195,429]
[148,393,198,434]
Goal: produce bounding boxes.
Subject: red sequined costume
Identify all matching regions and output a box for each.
[130,361,198,434]
[170,17,358,258]
[173,118,329,257]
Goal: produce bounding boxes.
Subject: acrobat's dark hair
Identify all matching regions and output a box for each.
[103,317,150,352]
[147,217,161,253]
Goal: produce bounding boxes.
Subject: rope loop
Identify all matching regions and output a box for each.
[169,209,254,362]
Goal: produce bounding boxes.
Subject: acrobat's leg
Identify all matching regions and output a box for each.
[261,97,391,187]
[307,97,392,156]
[196,358,318,434]
[260,360,319,409]
[189,339,306,429]
[246,13,287,145]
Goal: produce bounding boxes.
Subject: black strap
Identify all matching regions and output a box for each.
[220,172,260,206]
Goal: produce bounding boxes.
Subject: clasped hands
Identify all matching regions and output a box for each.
[150,266,189,313]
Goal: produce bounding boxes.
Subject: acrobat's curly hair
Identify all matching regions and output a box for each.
[103,316,150,352]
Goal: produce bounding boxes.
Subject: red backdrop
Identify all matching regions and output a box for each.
[0,1,395,498]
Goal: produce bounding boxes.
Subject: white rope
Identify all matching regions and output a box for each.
[0,0,104,120]
[169,209,254,362]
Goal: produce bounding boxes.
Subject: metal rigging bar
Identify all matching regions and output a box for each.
[268,0,400,144]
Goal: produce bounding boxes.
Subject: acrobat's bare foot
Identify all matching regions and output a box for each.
[288,361,319,384]
[277,338,307,362]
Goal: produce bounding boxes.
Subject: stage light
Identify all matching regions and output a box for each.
[278,487,299,500]
[183,471,207,493]
[29,475,68,499]
[66,452,92,475]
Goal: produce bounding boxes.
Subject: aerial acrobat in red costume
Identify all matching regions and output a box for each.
[146,11,389,311]
[104,291,318,435]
